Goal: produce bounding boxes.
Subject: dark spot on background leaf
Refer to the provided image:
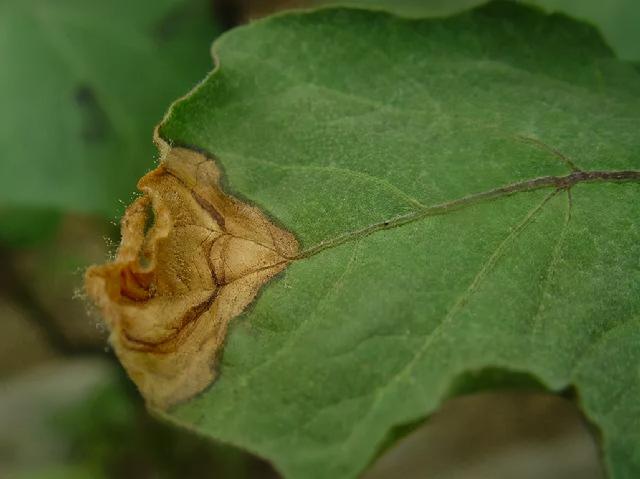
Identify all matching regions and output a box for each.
[74,85,110,143]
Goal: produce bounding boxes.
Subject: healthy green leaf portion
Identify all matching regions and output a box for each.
[0,0,218,217]
[157,4,639,478]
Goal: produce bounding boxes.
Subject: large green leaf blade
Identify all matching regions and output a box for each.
[156,3,639,478]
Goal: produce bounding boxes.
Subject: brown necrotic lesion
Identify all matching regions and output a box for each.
[85,147,298,409]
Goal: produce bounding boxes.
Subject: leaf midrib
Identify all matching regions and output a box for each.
[293,168,640,259]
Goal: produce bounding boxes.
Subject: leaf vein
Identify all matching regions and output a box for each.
[340,189,559,447]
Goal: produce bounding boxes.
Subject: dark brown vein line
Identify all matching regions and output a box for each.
[164,169,228,230]
[295,169,640,260]
[124,289,220,353]
[164,169,283,255]
[192,190,226,229]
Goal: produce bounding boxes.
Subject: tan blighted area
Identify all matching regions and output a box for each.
[85,147,298,409]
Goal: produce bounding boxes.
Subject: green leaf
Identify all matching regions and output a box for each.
[156,3,640,478]
[0,0,218,217]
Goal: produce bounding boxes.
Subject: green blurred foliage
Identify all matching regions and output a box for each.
[0,0,220,244]
[0,208,61,247]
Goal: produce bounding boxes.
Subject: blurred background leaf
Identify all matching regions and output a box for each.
[0,0,220,243]
[0,208,61,247]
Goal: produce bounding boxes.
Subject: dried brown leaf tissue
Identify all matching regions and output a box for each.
[85,144,298,409]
